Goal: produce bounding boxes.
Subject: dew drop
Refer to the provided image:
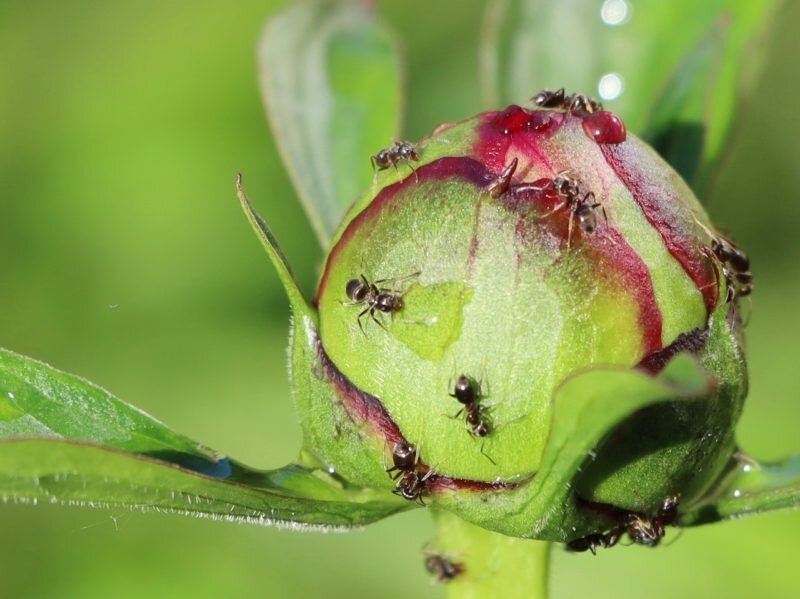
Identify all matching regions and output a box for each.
[598,73,624,101]
[583,110,627,144]
[600,0,631,26]
[7,392,14,400]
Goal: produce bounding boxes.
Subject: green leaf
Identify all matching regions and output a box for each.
[236,174,316,321]
[524,354,709,538]
[480,0,781,194]
[0,439,404,529]
[438,354,711,539]
[679,452,800,526]
[0,349,404,527]
[258,0,403,247]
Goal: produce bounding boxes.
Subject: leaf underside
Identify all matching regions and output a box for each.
[679,452,800,527]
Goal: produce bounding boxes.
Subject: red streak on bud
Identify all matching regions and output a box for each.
[500,184,663,355]
[318,336,404,445]
[317,335,522,493]
[317,157,493,304]
[637,328,710,374]
[582,110,627,144]
[599,145,719,314]
[598,229,664,354]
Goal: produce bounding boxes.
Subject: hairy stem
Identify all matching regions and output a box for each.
[431,510,550,598]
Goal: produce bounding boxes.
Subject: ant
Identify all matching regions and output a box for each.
[532,88,567,108]
[696,220,753,302]
[532,89,602,115]
[568,495,680,553]
[538,171,608,248]
[566,528,622,555]
[449,374,498,465]
[566,93,602,115]
[371,140,420,181]
[624,495,680,547]
[424,551,464,583]
[385,441,435,505]
[343,272,418,334]
[450,374,491,438]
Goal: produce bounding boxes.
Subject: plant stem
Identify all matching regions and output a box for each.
[430,510,551,599]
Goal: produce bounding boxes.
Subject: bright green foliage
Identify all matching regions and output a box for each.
[0,349,404,529]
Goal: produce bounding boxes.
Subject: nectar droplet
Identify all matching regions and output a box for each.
[582,110,627,144]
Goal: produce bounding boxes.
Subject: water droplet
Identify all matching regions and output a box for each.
[598,73,624,101]
[6,392,14,400]
[742,464,752,473]
[327,466,336,475]
[582,110,627,144]
[733,489,742,498]
[600,0,631,26]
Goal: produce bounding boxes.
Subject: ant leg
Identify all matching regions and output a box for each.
[567,209,575,249]
[541,199,568,219]
[409,161,419,184]
[370,307,390,332]
[393,161,404,183]
[480,441,497,465]
[449,408,465,420]
[356,307,370,335]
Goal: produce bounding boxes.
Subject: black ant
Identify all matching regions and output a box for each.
[624,495,680,547]
[569,495,680,553]
[539,172,608,248]
[532,88,567,108]
[371,140,420,181]
[566,528,622,555]
[696,220,753,302]
[532,89,602,115]
[566,93,602,115]
[449,374,497,465]
[343,272,418,333]
[385,441,434,505]
[450,374,491,438]
[424,551,464,583]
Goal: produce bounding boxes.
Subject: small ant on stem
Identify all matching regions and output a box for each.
[424,551,464,583]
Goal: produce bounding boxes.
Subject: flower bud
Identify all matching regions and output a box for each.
[290,100,747,542]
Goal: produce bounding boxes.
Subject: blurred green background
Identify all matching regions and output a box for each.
[1,1,798,597]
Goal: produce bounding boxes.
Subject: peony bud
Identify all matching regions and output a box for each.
[289,98,747,544]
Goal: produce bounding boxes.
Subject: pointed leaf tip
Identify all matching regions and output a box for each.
[236,174,316,320]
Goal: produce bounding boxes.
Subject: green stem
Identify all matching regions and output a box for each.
[431,510,551,599]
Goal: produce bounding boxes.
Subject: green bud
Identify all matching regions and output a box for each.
[289,102,747,542]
